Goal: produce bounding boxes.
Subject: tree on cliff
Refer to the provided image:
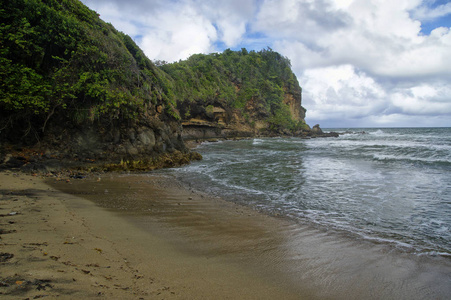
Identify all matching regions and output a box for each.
[0,0,178,145]
[160,47,308,133]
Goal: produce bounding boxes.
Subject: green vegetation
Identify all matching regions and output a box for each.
[0,0,177,142]
[161,48,306,132]
[1,0,308,147]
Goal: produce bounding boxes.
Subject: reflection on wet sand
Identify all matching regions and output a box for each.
[55,174,451,300]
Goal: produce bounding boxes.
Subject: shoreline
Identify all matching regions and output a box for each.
[0,171,308,299]
[2,171,451,299]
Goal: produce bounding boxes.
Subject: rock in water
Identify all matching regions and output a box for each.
[312,124,323,134]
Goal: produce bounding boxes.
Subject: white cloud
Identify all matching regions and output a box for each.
[82,1,141,36]
[391,83,451,115]
[81,0,255,61]
[300,65,387,123]
[301,65,451,127]
[271,0,451,79]
[82,0,221,62]
[139,5,218,62]
[331,0,353,9]
[411,1,451,21]
[254,0,350,44]
[263,0,451,79]
[266,0,451,126]
[197,0,254,47]
[348,0,422,39]
[274,40,327,69]
[370,26,451,77]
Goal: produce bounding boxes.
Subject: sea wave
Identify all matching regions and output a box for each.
[165,128,451,256]
[371,153,451,165]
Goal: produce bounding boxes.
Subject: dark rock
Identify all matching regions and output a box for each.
[321,132,340,138]
[70,174,86,179]
[189,152,203,161]
[0,253,14,262]
[312,124,323,134]
[2,157,26,169]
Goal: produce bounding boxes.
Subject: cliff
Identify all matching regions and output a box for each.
[0,0,194,171]
[0,0,333,172]
[161,48,310,140]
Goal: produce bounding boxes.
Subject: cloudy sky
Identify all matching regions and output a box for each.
[80,0,451,128]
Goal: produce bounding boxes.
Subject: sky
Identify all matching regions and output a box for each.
[80,0,451,128]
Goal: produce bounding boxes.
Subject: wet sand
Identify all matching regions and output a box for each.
[2,171,451,299]
[0,171,308,299]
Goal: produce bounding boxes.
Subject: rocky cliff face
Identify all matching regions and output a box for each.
[161,49,311,140]
[0,114,194,172]
[178,89,309,140]
[283,92,306,122]
[43,112,185,161]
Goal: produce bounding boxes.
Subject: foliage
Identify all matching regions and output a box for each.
[267,105,309,132]
[0,0,178,142]
[1,0,306,144]
[161,47,303,132]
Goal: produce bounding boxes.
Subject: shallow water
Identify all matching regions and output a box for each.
[163,128,451,256]
[55,174,451,299]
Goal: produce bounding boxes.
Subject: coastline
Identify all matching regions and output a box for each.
[1,171,451,299]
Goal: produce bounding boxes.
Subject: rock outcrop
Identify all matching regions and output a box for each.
[161,49,315,140]
[312,124,323,135]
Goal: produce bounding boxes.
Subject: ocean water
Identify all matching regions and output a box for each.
[163,128,451,256]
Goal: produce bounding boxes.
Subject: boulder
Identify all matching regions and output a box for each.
[312,124,323,134]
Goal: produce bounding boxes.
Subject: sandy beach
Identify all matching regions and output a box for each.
[0,171,308,299]
[1,171,451,299]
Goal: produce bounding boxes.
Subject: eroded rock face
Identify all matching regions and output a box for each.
[35,110,187,163]
[137,128,156,148]
[283,92,306,122]
[0,113,191,172]
[180,91,308,140]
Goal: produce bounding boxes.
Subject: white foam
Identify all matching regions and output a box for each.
[168,131,451,256]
